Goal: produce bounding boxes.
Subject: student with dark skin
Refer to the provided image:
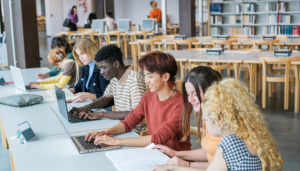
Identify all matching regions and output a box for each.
[70,45,146,120]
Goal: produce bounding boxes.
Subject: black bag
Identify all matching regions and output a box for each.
[63,18,71,27]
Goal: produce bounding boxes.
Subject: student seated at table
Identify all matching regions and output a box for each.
[70,44,146,120]
[153,79,283,171]
[68,38,113,109]
[84,51,192,151]
[152,66,223,169]
[37,36,74,79]
[29,49,77,89]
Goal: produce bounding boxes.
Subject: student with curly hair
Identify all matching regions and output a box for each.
[153,78,283,171]
[82,51,191,151]
[70,44,146,120]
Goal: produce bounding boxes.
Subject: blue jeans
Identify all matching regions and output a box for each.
[103,106,112,112]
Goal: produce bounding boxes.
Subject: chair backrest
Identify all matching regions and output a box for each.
[174,40,198,50]
[184,48,207,51]
[107,31,125,45]
[78,28,93,32]
[229,35,248,39]
[212,40,231,48]
[260,56,299,79]
[253,40,279,50]
[276,35,288,39]
[155,35,175,39]
[137,39,160,57]
[134,31,148,41]
[192,36,212,39]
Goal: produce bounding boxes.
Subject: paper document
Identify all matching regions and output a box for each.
[105,143,170,171]
[47,88,76,102]
[37,75,58,82]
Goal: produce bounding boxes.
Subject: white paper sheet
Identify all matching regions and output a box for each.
[105,143,170,171]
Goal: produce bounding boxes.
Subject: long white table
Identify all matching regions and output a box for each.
[0,67,140,171]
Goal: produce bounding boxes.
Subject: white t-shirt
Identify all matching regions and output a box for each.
[104,17,115,30]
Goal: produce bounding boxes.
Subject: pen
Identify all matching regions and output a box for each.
[35,69,39,74]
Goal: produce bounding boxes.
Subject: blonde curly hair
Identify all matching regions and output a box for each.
[202,78,283,171]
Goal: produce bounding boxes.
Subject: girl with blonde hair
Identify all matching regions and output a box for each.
[153,78,283,171]
[29,49,77,89]
[69,38,113,109]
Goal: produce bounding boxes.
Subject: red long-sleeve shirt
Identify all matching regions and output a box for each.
[121,91,191,151]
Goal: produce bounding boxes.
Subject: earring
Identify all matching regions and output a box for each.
[165,81,166,85]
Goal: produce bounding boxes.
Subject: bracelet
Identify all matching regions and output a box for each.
[101,131,113,137]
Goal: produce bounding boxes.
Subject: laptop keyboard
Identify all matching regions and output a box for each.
[76,136,102,150]
[68,112,87,122]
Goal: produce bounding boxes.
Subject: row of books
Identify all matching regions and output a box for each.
[243,3,255,13]
[236,4,241,13]
[263,26,277,35]
[267,14,277,24]
[210,4,222,13]
[278,26,300,36]
[229,16,241,24]
[210,16,223,25]
[278,14,291,24]
[243,15,256,24]
[228,27,242,35]
[210,0,223,2]
[243,26,256,36]
[211,27,222,36]
[265,3,276,12]
[278,2,286,12]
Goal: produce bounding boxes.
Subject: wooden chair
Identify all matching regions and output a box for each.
[82,32,99,45]
[141,80,183,136]
[107,31,125,50]
[174,40,198,50]
[260,56,299,110]
[229,35,248,39]
[253,40,279,51]
[212,40,235,50]
[78,28,93,32]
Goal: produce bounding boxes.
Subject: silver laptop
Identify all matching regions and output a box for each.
[10,66,45,92]
[51,106,121,154]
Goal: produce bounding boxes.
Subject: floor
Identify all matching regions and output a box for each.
[0,31,300,171]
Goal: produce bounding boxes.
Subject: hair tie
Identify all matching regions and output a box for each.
[55,53,63,61]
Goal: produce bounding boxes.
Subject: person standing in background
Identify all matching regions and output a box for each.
[84,13,97,28]
[68,6,78,31]
[103,12,117,31]
[149,1,161,27]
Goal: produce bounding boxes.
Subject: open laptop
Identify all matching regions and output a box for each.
[54,85,101,123]
[10,66,45,92]
[51,107,121,154]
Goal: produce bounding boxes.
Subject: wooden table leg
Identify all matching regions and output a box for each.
[131,44,137,71]
[179,61,185,80]
[248,63,258,95]
[0,116,9,149]
[293,65,299,113]
[123,35,128,59]
[10,149,18,171]
[233,63,241,80]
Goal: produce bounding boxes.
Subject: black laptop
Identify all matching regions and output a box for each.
[54,86,99,123]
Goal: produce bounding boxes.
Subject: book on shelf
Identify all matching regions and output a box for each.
[228,28,242,35]
[278,2,286,12]
[243,26,256,36]
[210,4,222,13]
[210,0,223,2]
[263,26,277,35]
[211,16,223,25]
[265,2,277,12]
[236,4,241,13]
[278,26,298,36]
[278,14,291,24]
[243,15,256,24]
[243,3,255,13]
[229,16,241,24]
[211,27,221,36]
[267,14,276,24]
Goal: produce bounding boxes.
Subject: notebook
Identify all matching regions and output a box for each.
[105,143,170,171]
[47,88,76,102]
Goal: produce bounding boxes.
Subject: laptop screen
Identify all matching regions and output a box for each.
[54,86,70,121]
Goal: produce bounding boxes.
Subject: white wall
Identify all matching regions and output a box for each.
[45,0,92,37]
[36,0,42,16]
[114,0,179,26]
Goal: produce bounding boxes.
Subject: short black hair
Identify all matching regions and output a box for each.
[95,45,124,65]
[106,12,112,17]
[150,1,154,5]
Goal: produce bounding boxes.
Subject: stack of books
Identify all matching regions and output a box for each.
[278,14,291,24]
[243,3,255,13]
[243,26,256,36]
[228,28,242,35]
[278,26,299,36]
[229,16,241,24]
[267,14,277,24]
[210,16,223,25]
[265,3,277,12]
[211,27,222,36]
[210,4,222,13]
[243,15,256,24]
[263,26,277,35]
[278,2,286,12]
